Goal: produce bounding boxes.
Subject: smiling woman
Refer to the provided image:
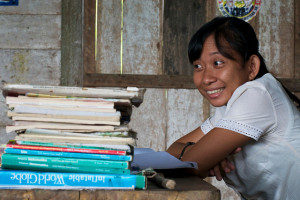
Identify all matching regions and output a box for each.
[191,34,254,107]
[167,17,300,200]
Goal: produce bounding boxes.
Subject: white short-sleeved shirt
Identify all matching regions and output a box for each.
[201,73,300,200]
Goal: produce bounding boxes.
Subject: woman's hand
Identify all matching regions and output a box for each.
[209,147,242,181]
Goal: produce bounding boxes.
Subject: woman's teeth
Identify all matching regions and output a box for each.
[207,88,224,95]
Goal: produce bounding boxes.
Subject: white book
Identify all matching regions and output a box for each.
[15,133,136,145]
[13,105,121,118]
[11,117,120,126]
[24,128,128,137]
[6,96,114,109]
[7,111,120,122]
[8,104,116,113]
[6,122,115,132]
[3,84,142,99]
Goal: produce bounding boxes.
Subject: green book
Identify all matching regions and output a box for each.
[1,162,130,175]
[2,154,130,169]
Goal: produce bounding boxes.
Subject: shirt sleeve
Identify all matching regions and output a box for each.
[201,106,226,135]
[216,87,276,141]
[201,117,214,135]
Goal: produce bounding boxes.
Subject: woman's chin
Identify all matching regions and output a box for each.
[208,99,227,107]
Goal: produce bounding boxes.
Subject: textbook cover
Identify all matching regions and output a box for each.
[1,161,131,175]
[0,169,146,190]
[2,153,130,169]
[4,148,132,161]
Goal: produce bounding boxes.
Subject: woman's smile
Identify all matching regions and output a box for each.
[206,88,224,98]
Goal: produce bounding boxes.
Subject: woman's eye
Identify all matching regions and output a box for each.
[214,60,224,66]
[194,64,203,71]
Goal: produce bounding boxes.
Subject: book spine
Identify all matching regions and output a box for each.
[0,169,146,189]
[3,84,139,99]
[2,154,130,169]
[13,105,121,117]
[15,139,132,152]
[4,148,132,161]
[2,162,131,175]
[14,136,136,146]
[6,144,127,155]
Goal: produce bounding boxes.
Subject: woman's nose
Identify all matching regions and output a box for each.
[202,69,217,85]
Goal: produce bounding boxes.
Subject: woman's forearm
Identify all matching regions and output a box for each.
[167,141,210,178]
[167,127,204,158]
[166,142,187,159]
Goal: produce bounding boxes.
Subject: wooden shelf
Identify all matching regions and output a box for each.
[84,73,300,92]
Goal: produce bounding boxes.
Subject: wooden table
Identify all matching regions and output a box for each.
[0,176,220,200]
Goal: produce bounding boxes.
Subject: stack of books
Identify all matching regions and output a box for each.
[0,84,146,190]
[3,84,144,136]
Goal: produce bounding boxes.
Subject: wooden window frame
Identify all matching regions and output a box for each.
[82,0,197,89]
[61,0,300,92]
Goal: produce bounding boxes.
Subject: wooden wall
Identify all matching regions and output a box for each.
[0,0,61,143]
[0,0,299,199]
[0,0,61,86]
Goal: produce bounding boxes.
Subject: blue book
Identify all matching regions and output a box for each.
[2,162,131,175]
[4,148,132,161]
[0,169,146,189]
[2,154,130,169]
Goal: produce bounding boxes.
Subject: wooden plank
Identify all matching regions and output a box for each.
[163,0,206,76]
[84,0,163,75]
[278,78,300,92]
[0,177,220,200]
[83,73,300,92]
[83,74,195,88]
[0,190,79,200]
[0,49,60,86]
[0,0,61,15]
[95,0,122,74]
[83,0,96,74]
[248,4,260,36]
[0,15,61,49]
[129,89,167,151]
[79,176,220,200]
[258,0,294,78]
[165,89,204,148]
[80,189,220,200]
[295,0,300,78]
[61,0,83,86]
[122,0,162,75]
[205,0,218,21]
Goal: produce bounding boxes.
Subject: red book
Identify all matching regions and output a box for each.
[5,144,127,155]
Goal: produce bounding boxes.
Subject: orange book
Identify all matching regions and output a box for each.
[5,144,127,155]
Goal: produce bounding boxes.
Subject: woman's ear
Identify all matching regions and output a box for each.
[247,55,260,80]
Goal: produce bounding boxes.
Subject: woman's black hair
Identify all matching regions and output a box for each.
[188,16,299,108]
[188,16,268,78]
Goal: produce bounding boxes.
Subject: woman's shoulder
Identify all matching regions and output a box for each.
[228,74,274,106]
[229,73,283,104]
[243,73,276,91]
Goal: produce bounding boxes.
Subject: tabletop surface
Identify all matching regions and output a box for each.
[0,176,220,200]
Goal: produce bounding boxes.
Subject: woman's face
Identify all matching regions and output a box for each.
[193,34,251,107]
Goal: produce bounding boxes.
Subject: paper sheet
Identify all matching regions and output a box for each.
[131,148,198,172]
